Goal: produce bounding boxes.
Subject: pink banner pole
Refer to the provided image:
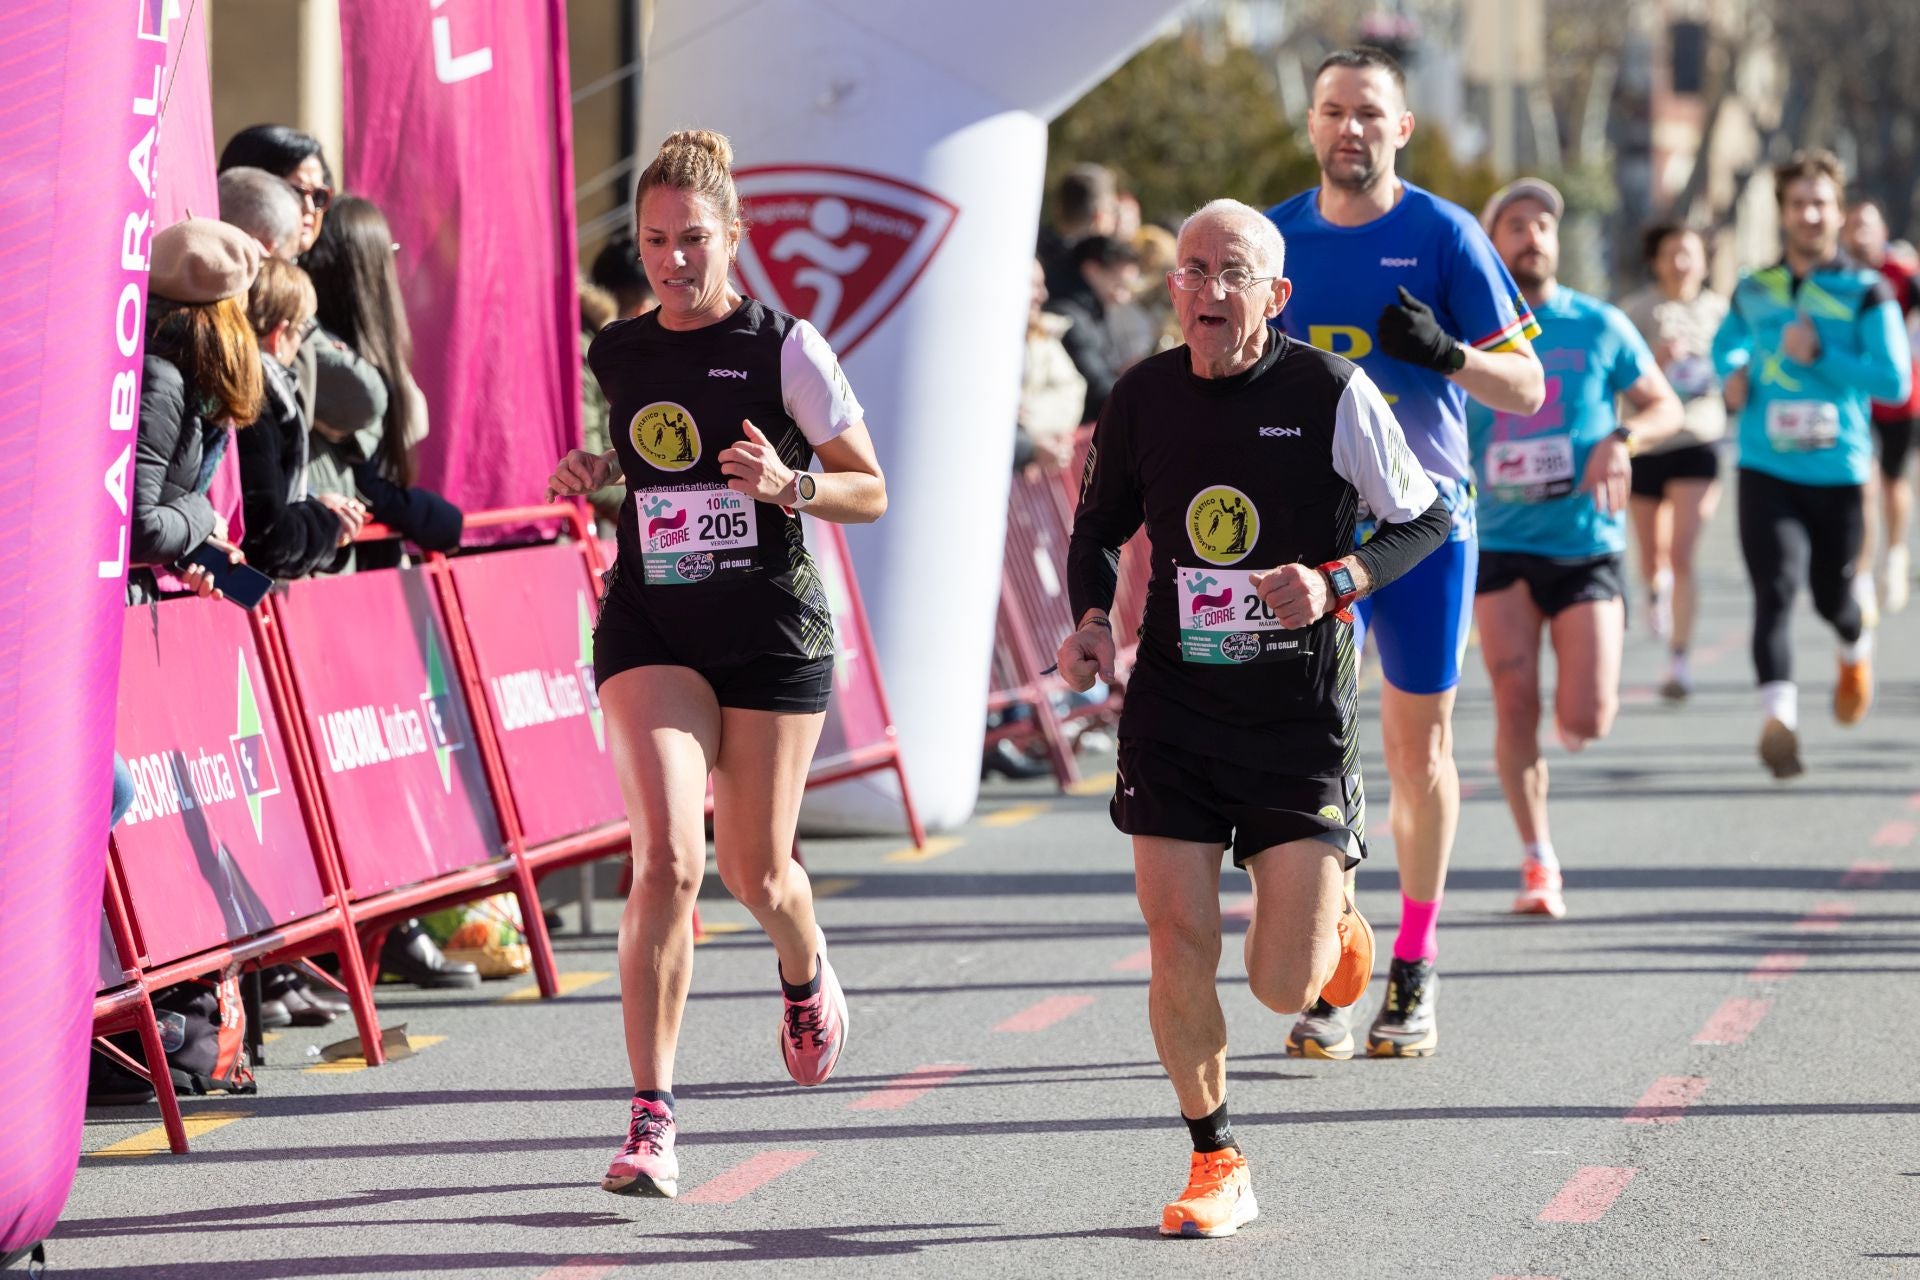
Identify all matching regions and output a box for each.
[0,0,169,1253]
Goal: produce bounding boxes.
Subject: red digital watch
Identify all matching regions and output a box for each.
[1318,560,1360,622]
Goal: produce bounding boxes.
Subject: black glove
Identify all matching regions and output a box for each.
[1377,285,1462,373]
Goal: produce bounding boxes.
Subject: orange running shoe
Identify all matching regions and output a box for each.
[1834,656,1872,726]
[1512,861,1566,918]
[1161,1147,1259,1238]
[1318,895,1374,1008]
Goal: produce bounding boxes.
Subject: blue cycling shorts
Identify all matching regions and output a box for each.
[1353,533,1477,696]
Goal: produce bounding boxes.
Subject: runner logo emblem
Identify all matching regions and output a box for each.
[1186,485,1259,566]
[1318,804,1344,823]
[732,166,959,358]
[631,402,700,472]
[1219,632,1262,663]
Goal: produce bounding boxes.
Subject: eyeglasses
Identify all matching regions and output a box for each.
[288,182,333,212]
[1168,266,1274,294]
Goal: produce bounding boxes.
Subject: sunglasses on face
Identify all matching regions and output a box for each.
[289,182,333,212]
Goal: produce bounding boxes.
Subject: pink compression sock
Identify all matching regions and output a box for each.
[1392,894,1441,963]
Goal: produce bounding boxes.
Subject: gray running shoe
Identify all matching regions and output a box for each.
[1285,996,1356,1060]
[1759,717,1804,780]
[1367,957,1438,1058]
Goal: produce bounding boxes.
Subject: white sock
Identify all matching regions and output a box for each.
[1840,633,1873,664]
[1668,652,1690,683]
[1524,841,1560,873]
[1761,680,1798,729]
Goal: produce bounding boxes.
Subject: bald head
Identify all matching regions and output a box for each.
[1178,200,1286,277]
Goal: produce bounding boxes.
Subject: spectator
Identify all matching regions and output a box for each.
[590,234,657,320]
[1046,234,1142,422]
[1017,258,1086,474]
[1039,162,1119,299]
[217,167,303,261]
[131,217,263,604]
[239,258,367,578]
[578,280,626,531]
[218,124,333,255]
[1130,222,1182,353]
[303,195,463,570]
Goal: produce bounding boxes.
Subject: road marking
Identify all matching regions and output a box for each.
[498,971,610,1003]
[994,994,1095,1033]
[531,1260,621,1280]
[1841,859,1892,888]
[1222,897,1254,920]
[89,1110,247,1158]
[1870,821,1915,849]
[305,1034,446,1074]
[1748,951,1808,982]
[679,1150,816,1204]
[981,802,1049,828]
[1619,684,1656,707]
[695,921,749,945]
[810,877,860,899]
[1112,947,1152,973]
[1909,790,1920,812]
[1795,901,1854,931]
[846,1063,970,1112]
[1623,1075,1709,1125]
[1065,771,1114,797]
[883,836,964,864]
[1537,1166,1637,1223]
[1693,997,1769,1045]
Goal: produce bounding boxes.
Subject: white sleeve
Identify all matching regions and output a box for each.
[1330,368,1437,522]
[780,320,864,447]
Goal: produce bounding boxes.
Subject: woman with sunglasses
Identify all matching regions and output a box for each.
[547,129,887,1200]
[219,123,334,255]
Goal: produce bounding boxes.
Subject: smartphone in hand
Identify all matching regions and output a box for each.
[178,543,276,609]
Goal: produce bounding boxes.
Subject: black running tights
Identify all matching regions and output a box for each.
[1737,467,1865,685]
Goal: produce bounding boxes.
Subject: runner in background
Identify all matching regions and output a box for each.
[1841,196,1920,617]
[1470,180,1683,920]
[1266,46,1545,1060]
[1713,150,1911,779]
[1619,222,1729,701]
[547,129,888,1199]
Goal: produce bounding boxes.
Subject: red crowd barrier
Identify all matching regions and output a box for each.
[96,502,919,1151]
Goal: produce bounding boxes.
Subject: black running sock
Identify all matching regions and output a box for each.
[635,1089,674,1113]
[780,955,821,1002]
[1184,1101,1236,1154]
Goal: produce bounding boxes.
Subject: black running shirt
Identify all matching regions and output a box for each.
[1069,334,1443,770]
[588,298,861,662]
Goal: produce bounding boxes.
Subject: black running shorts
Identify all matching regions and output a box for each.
[593,565,834,714]
[1872,417,1916,481]
[1111,736,1365,870]
[1476,550,1626,618]
[1629,442,1720,499]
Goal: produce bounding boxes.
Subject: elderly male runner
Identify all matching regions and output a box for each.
[1267,46,1545,1058]
[1058,199,1449,1238]
[1469,178,1683,918]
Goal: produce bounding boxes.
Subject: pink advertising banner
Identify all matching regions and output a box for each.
[274,568,501,895]
[447,543,624,845]
[0,0,168,1253]
[151,0,217,229]
[810,523,899,776]
[112,599,328,968]
[339,0,581,514]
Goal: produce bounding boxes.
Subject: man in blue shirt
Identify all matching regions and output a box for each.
[1469,179,1682,920]
[1268,47,1545,1060]
[1713,149,1912,778]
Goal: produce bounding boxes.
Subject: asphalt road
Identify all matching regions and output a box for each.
[53,490,1920,1279]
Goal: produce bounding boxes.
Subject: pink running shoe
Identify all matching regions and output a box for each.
[1512,861,1567,919]
[780,930,848,1086]
[603,1096,678,1197]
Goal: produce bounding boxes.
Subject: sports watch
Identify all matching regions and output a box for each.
[1443,340,1468,374]
[791,472,818,509]
[1318,559,1361,620]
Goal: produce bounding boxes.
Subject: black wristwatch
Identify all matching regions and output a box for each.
[1443,340,1468,374]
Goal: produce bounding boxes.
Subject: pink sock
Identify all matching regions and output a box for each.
[1393,894,1441,963]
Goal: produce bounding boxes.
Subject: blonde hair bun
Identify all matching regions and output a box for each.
[658,129,733,172]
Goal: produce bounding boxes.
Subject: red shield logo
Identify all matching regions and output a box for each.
[733,166,959,358]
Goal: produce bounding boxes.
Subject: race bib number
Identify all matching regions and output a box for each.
[1765,400,1840,453]
[1484,436,1575,503]
[636,487,759,585]
[1176,568,1309,665]
[1667,354,1715,400]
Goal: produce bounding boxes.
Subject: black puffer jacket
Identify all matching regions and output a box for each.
[132,355,219,567]
[239,357,345,579]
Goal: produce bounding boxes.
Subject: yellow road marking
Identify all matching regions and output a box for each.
[811,877,861,899]
[90,1110,247,1158]
[884,836,964,864]
[981,802,1049,828]
[304,1034,447,1075]
[497,970,611,1003]
[1066,772,1115,797]
[695,920,750,944]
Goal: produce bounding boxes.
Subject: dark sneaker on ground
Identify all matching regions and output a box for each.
[1284,997,1356,1060]
[1367,957,1438,1058]
[603,1096,678,1197]
[1758,717,1804,780]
